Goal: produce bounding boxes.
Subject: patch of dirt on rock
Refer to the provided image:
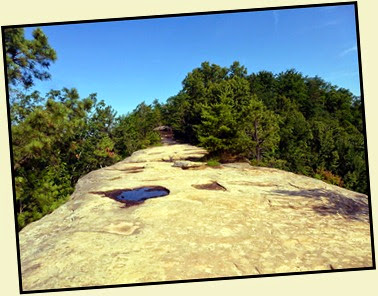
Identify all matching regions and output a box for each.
[108,176,122,181]
[105,166,145,173]
[192,181,227,191]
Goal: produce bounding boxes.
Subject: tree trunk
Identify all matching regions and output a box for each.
[256,147,261,162]
[254,119,261,162]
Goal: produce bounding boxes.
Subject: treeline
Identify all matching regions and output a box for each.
[6,28,166,229]
[163,62,367,195]
[5,28,367,230]
[11,88,163,229]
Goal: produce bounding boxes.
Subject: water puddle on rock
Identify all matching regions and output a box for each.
[91,186,169,207]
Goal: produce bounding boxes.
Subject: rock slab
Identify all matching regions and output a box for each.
[19,144,373,290]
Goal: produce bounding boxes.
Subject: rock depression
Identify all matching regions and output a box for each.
[19,143,373,290]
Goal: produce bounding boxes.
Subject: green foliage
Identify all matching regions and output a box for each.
[207,159,221,167]
[112,101,163,158]
[163,92,190,139]
[238,96,280,162]
[16,163,72,229]
[11,87,122,229]
[196,84,239,155]
[4,28,57,89]
[167,63,281,162]
[163,61,368,194]
[276,96,313,174]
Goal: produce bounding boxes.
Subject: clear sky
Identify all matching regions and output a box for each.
[25,3,360,116]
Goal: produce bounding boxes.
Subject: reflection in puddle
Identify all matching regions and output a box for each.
[91,186,169,207]
[116,187,169,202]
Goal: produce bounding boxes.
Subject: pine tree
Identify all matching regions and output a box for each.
[4,27,57,89]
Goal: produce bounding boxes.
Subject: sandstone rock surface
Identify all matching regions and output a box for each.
[19,143,373,291]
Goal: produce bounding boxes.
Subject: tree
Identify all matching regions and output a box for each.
[304,76,329,118]
[229,61,247,78]
[248,70,278,110]
[195,85,239,157]
[163,92,190,139]
[11,88,122,229]
[9,89,44,124]
[4,27,57,89]
[12,88,90,228]
[193,72,280,163]
[180,62,229,142]
[276,69,309,116]
[276,96,313,174]
[71,95,120,174]
[239,96,280,162]
[112,101,162,158]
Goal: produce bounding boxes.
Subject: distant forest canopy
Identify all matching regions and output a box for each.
[5,28,367,230]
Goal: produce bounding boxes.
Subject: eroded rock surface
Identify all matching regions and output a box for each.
[19,144,373,290]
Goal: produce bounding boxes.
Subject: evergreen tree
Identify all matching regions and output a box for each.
[276,96,313,174]
[4,27,57,89]
[195,85,239,157]
[239,96,280,162]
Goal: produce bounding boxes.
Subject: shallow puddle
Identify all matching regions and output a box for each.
[116,187,169,202]
[91,186,169,207]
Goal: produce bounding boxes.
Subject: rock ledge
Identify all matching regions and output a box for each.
[19,144,372,290]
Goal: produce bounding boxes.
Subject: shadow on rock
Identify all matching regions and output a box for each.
[272,188,369,221]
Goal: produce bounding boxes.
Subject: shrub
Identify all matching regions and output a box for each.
[207,158,221,167]
[316,168,343,187]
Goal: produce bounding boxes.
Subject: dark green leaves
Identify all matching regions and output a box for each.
[4,28,57,89]
[163,61,367,194]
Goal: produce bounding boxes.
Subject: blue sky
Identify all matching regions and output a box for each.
[25,4,360,115]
